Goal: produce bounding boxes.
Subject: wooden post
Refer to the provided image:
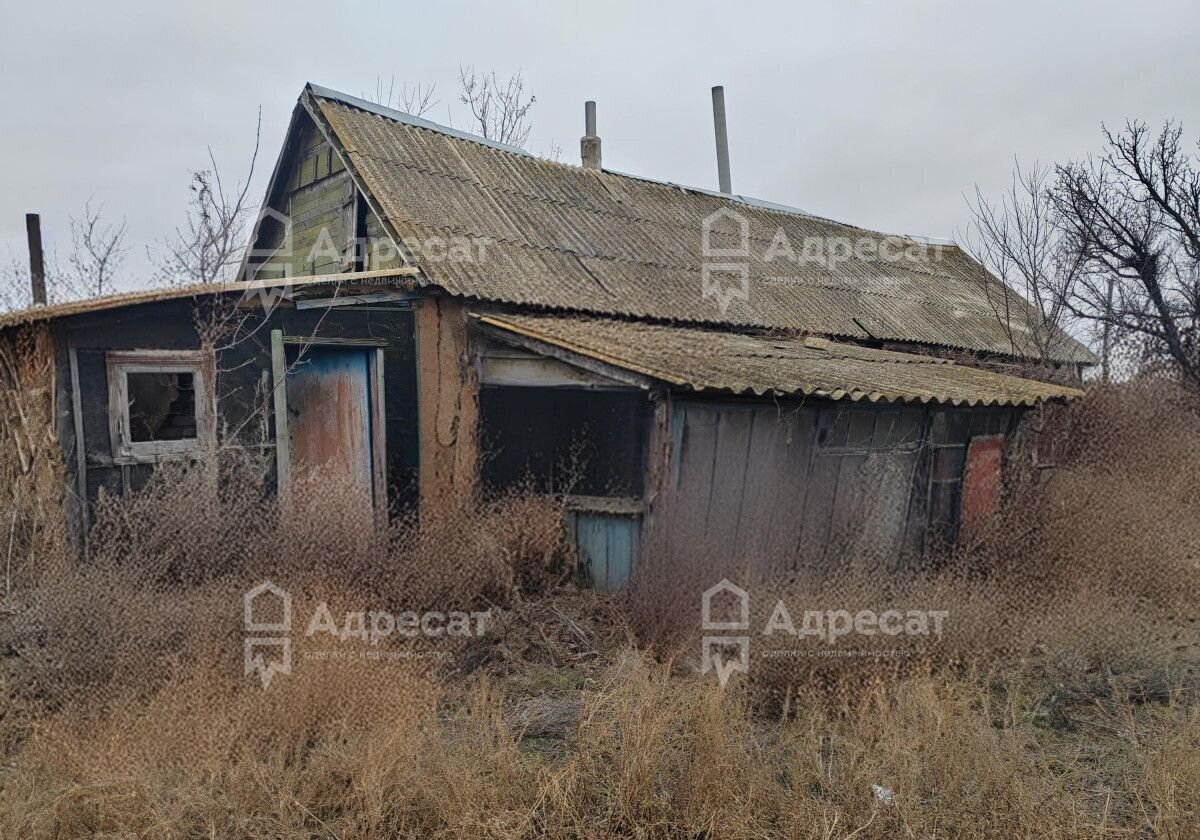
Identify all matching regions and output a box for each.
[68,344,90,559]
[270,330,292,511]
[25,213,47,305]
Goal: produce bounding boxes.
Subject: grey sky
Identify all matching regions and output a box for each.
[3,0,1198,294]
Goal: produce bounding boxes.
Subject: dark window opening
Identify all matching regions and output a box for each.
[127,371,197,442]
[480,387,648,498]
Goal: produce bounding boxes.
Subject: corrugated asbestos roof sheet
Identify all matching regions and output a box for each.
[0,269,418,331]
[474,312,1084,407]
[309,85,1094,365]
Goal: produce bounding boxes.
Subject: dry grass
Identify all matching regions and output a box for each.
[0,380,1198,838]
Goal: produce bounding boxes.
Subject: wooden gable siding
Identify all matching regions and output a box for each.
[252,111,404,280]
[253,114,352,279]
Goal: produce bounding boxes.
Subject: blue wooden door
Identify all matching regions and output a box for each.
[286,349,375,507]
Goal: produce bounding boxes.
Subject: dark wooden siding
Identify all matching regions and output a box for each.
[56,298,419,518]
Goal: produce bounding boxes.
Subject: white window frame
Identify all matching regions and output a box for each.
[106,350,215,463]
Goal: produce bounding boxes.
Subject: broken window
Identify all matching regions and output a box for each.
[107,351,213,461]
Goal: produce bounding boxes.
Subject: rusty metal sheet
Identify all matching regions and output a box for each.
[960,434,1005,535]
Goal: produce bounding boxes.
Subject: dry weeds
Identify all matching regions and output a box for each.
[0,380,1197,838]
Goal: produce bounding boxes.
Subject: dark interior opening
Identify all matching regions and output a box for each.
[480,387,648,497]
[127,371,197,442]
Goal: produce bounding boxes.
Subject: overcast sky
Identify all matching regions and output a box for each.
[3,0,1198,294]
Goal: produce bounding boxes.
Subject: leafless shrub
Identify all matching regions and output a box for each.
[1,382,1198,837]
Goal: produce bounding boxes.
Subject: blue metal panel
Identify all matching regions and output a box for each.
[574,512,640,591]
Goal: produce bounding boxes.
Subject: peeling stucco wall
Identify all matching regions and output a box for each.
[416,296,479,516]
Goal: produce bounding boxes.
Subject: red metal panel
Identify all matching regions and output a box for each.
[960,434,1005,536]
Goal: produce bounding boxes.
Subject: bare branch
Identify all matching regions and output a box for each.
[964,160,1083,372]
[67,200,128,298]
[457,65,535,148]
[153,109,262,286]
[1049,122,1200,388]
[364,75,439,117]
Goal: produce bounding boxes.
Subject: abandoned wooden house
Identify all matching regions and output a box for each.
[0,83,1093,588]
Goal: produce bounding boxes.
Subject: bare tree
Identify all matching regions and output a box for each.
[1050,121,1200,389]
[0,255,38,314]
[0,203,127,313]
[966,161,1086,369]
[457,65,535,148]
[366,75,439,117]
[155,110,262,286]
[66,200,128,298]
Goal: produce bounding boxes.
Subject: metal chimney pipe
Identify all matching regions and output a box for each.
[711,86,732,194]
[581,100,602,170]
[25,213,47,306]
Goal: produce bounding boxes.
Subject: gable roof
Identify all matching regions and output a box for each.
[297,84,1094,365]
[474,312,1084,407]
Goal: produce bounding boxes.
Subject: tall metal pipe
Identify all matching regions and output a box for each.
[711,86,732,194]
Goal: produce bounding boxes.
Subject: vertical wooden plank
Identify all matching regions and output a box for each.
[270,330,291,511]
[574,513,639,591]
[577,514,608,590]
[900,408,935,561]
[798,405,843,569]
[67,344,89,558]
[737,406,812,577]
[669,403,721,557]
[370,347,388,525]
[704,407,754,562]
[604,517,637,590]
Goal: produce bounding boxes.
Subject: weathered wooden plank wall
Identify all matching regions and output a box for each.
[644,398,1015,580]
